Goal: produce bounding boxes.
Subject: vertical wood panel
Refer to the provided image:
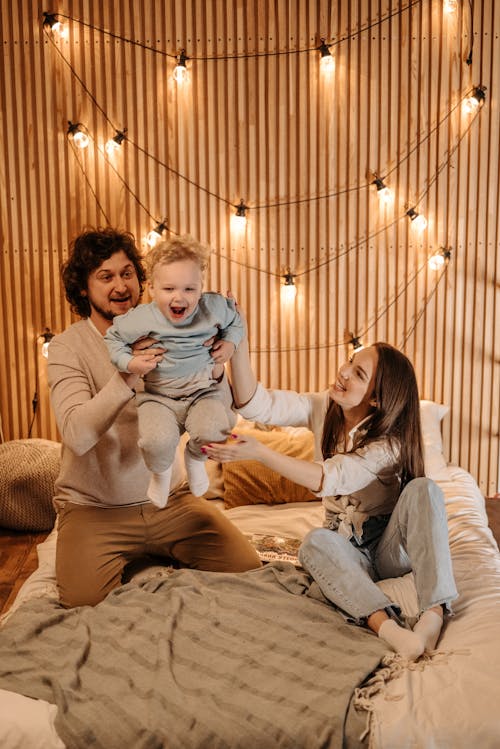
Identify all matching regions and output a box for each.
[0,0,498,495]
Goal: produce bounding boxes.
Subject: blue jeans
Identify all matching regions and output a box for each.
[298,477,458,623]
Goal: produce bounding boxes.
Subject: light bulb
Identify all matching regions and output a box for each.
[407,208,427,232]
[38,328,55,358]
[443,0,457,12]
[105,129,126,155]
[281,272,297,302]
[428,248,451,270]
[318,40,335,74]
[231,200,248,233]
[43,13,68,38]
[73,130,89,149]
[105,138,120,155]
[412,214,427,231]
[428,253,445,270]
[144,221,168,248]
[464,96,480,113]
[463,86,486,114]
[67,121,90,149]
[173,50,188,82]
[373,178,393,204]
[350,336,364,352]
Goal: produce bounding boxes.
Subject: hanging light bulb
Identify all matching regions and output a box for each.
[42,12,68,38]
[67,121,90,149]
[463,85,487,113]
[428,247,452,270]
[443,0,458,12]
[406,207,427,231]
[173,49,189,82]
[231,199,249,230]
[105,128,127,155]
[38,328,55,358]
[372,177,393,204]
[281,271,297,302]
[349,335,364,352]
[145,220,168,248]
[318,39,335,73]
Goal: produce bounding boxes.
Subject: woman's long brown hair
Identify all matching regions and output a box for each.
[321,342,425,489]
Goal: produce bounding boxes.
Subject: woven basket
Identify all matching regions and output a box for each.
[0,438,61,531]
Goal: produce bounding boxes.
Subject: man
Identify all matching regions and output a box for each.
[48,227,260,607]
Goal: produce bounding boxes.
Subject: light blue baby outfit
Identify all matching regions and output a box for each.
[105,293,244,471]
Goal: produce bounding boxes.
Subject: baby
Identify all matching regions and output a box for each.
[105,234,244,506]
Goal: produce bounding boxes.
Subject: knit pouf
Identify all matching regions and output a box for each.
[0,438,61,531]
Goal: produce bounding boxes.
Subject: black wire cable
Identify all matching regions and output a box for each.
[50,1,422,63]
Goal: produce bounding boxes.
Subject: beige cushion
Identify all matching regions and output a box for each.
[0,439,61,531]
[223,426,316,508]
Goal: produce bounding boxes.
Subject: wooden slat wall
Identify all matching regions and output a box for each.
[0,0,498,495]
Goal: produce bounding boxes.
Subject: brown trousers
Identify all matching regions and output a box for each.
[56,488,261,607]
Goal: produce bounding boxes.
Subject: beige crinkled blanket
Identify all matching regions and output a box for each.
[0,562,385,749]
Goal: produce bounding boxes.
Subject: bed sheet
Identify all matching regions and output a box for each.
[366,466,500,749]
[1,465,499,749]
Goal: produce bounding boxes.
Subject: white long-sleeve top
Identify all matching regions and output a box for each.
[238,383,401,539]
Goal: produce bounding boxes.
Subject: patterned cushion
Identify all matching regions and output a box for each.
[0,439,61,531]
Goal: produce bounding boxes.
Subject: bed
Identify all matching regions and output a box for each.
[1,401,499,749]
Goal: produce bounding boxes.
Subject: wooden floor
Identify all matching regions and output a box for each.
[0,528,48,617]
[1,501,500,618]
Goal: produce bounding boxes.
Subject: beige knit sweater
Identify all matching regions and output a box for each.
[48,319,184,509]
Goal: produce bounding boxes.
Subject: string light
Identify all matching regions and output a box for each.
[349,335,364,352]
[67,120,90,149]
[281,271,297,302]
[38,328,55,358]
[48,21,485,241]
[232,199,249,228]
[145,220,168,248]
[428,247,452,270]
[372,177,393,204]
[318,39,335,73]
[48,6,480,304]
[406,207,427,231]
[172,49,189,82]
[41,3,423,64]
[463,85,487,113]
[105,128,127,155]
[42,11,68,38]
[443,0,458,12]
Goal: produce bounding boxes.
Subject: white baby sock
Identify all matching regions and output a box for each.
[378,618,425,660]
[184,451,210,497]
[147,466,172,508]
[413,609,444,652]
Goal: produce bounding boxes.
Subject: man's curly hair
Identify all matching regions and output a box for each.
[61,227,146,318]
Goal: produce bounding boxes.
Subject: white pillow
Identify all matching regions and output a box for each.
[420,400,449,479]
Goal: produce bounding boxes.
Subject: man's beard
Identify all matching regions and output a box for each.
[89,299,118,322]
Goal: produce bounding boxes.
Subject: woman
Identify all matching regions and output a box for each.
[204,335,457,659]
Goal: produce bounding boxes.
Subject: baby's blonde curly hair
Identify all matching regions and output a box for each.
[144,234,210,280]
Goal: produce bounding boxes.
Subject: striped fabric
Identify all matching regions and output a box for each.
[0,563,385,749]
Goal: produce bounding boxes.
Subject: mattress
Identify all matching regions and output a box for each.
[1,464,499,748]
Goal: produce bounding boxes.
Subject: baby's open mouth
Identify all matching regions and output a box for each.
[170,306,186,319]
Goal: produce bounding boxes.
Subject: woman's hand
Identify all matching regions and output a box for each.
[202,433,264,462]
[204,430,324,493]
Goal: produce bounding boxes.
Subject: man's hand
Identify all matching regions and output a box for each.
[130,336,165,368]
[127,356,158,376]
[210,339,235,365]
